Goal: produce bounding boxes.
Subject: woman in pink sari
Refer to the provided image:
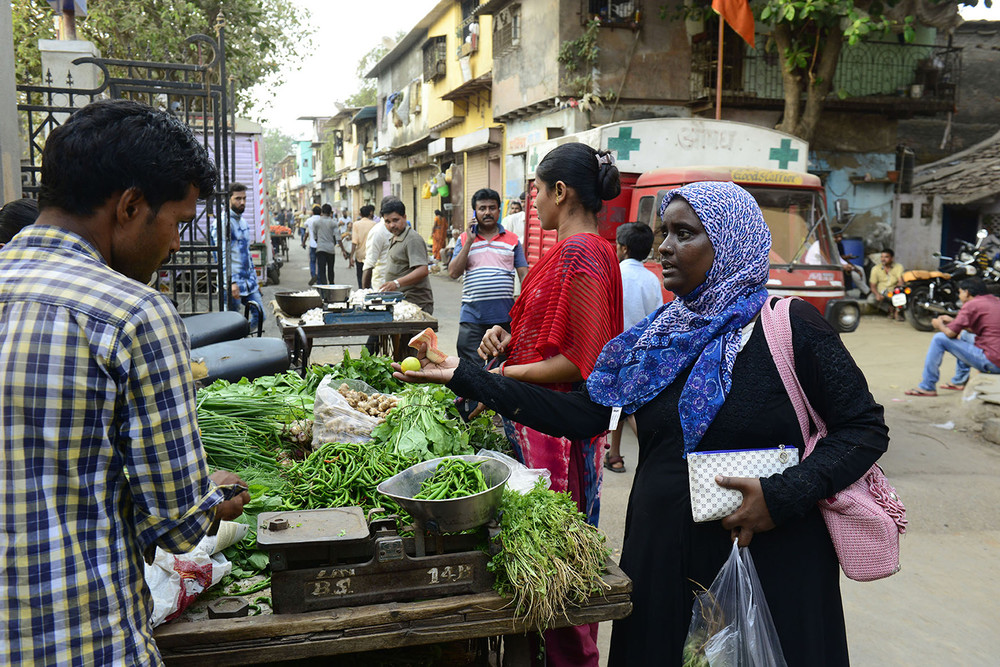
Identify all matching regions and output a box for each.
[477,141,623,667]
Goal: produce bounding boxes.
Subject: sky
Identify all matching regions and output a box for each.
[251,0,438,139]
[254,0,1000,140]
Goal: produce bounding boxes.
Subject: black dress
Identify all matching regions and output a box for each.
[448,300,888,666]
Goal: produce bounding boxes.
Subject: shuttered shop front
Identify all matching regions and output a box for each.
[465,151,489,212]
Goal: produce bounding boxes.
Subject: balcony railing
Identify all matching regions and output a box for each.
[691,39,961,115]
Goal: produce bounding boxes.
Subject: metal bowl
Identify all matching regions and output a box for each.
[274,291,323,317]
[315,284,352,303]
[377,455,511,533]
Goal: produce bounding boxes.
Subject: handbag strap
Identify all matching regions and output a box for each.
[759,296,827,457]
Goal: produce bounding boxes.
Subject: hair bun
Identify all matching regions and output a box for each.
[595,150,621,201]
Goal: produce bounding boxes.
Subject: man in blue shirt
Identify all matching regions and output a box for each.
[448,188,529,362]
[211,183,266,330]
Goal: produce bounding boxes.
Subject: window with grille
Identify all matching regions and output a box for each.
[422,36,447,81]
[494,4,521,55]
[587,0,640,26]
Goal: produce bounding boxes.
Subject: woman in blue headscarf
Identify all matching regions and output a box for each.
[398,182,889,666]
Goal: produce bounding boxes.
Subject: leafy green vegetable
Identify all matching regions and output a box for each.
[328,348,403,394]
[371,385,474,460]
[489,480,611,631]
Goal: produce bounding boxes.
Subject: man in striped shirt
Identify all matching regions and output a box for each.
[448,188,529,362]
[0,100,250,665]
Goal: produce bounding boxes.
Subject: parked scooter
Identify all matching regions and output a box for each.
[901,229,995,331]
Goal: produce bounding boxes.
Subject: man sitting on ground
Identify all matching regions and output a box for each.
[907,277,1000,396]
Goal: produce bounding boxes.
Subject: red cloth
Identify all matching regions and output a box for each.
[948,294,1000,365]
[507,232,623,389]
[713,0,755,47]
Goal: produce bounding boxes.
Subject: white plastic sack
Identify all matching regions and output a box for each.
[476,448,551,494]
[312,375,382,447]
[146,521,248,627]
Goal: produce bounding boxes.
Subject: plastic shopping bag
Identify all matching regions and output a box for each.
[312,375,382,447]
[683,540,787,667]
[475,448,551,494]
[146,522,248,627]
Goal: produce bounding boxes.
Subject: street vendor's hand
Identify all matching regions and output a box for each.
[478,325,512,360]
[230,282,240,300]
[391,353,459,385]
[716,476,775,547]
[209,470,251,521]
[378,279,401,292]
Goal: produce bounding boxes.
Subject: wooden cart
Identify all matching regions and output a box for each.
[154,561,630,666]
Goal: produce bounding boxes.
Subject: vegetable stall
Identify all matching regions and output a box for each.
[153,351,632,665]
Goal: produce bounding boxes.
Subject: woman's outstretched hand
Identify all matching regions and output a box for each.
[717,476,776,547]
[392,344,460,384]
[478,325,512,360]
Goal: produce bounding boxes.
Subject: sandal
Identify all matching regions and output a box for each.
[905,388,938,397]
[604,453,627,474]
[940,383,966,391]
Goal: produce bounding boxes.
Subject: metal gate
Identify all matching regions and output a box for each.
[16,24,234,314]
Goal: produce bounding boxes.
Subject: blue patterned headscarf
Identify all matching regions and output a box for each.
[587,181,771,456]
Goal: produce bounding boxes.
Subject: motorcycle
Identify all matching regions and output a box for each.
[901,229,998,331]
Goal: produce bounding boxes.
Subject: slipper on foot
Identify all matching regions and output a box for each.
[905,388,938,397]
[940,383,965,391]
[604,453,627,473]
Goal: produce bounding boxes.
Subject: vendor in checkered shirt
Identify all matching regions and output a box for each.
[0,99,250,665]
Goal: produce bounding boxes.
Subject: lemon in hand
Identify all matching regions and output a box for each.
[400,356,422,372]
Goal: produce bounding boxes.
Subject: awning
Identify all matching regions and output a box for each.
[452,127,503,153]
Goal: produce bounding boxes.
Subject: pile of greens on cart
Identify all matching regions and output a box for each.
[194,349,609,630]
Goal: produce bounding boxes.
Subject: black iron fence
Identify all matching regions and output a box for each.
[691,38,961,114]
[16,28,234,314]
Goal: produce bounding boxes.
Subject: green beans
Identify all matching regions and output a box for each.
[413,458,489,500]
[282,442,416,517]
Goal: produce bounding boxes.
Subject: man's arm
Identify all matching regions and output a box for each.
[380,264,429,292]
[123,295,246,560]
[448,233,471,279]
[512,241,529,283]
[932,315,959,338]
[362,268,373,289]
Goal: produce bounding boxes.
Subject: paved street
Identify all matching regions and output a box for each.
[262,240,1000,665]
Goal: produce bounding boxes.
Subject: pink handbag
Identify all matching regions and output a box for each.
[760,296,907,582]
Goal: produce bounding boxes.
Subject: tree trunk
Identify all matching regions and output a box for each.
[773,23,803,138]
[796,23,846,142]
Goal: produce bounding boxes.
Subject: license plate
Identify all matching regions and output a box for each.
[891,292,907,307]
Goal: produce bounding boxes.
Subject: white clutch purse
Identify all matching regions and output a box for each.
[687,445,800,522]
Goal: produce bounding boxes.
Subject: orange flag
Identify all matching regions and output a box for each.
[712,0,755,48]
